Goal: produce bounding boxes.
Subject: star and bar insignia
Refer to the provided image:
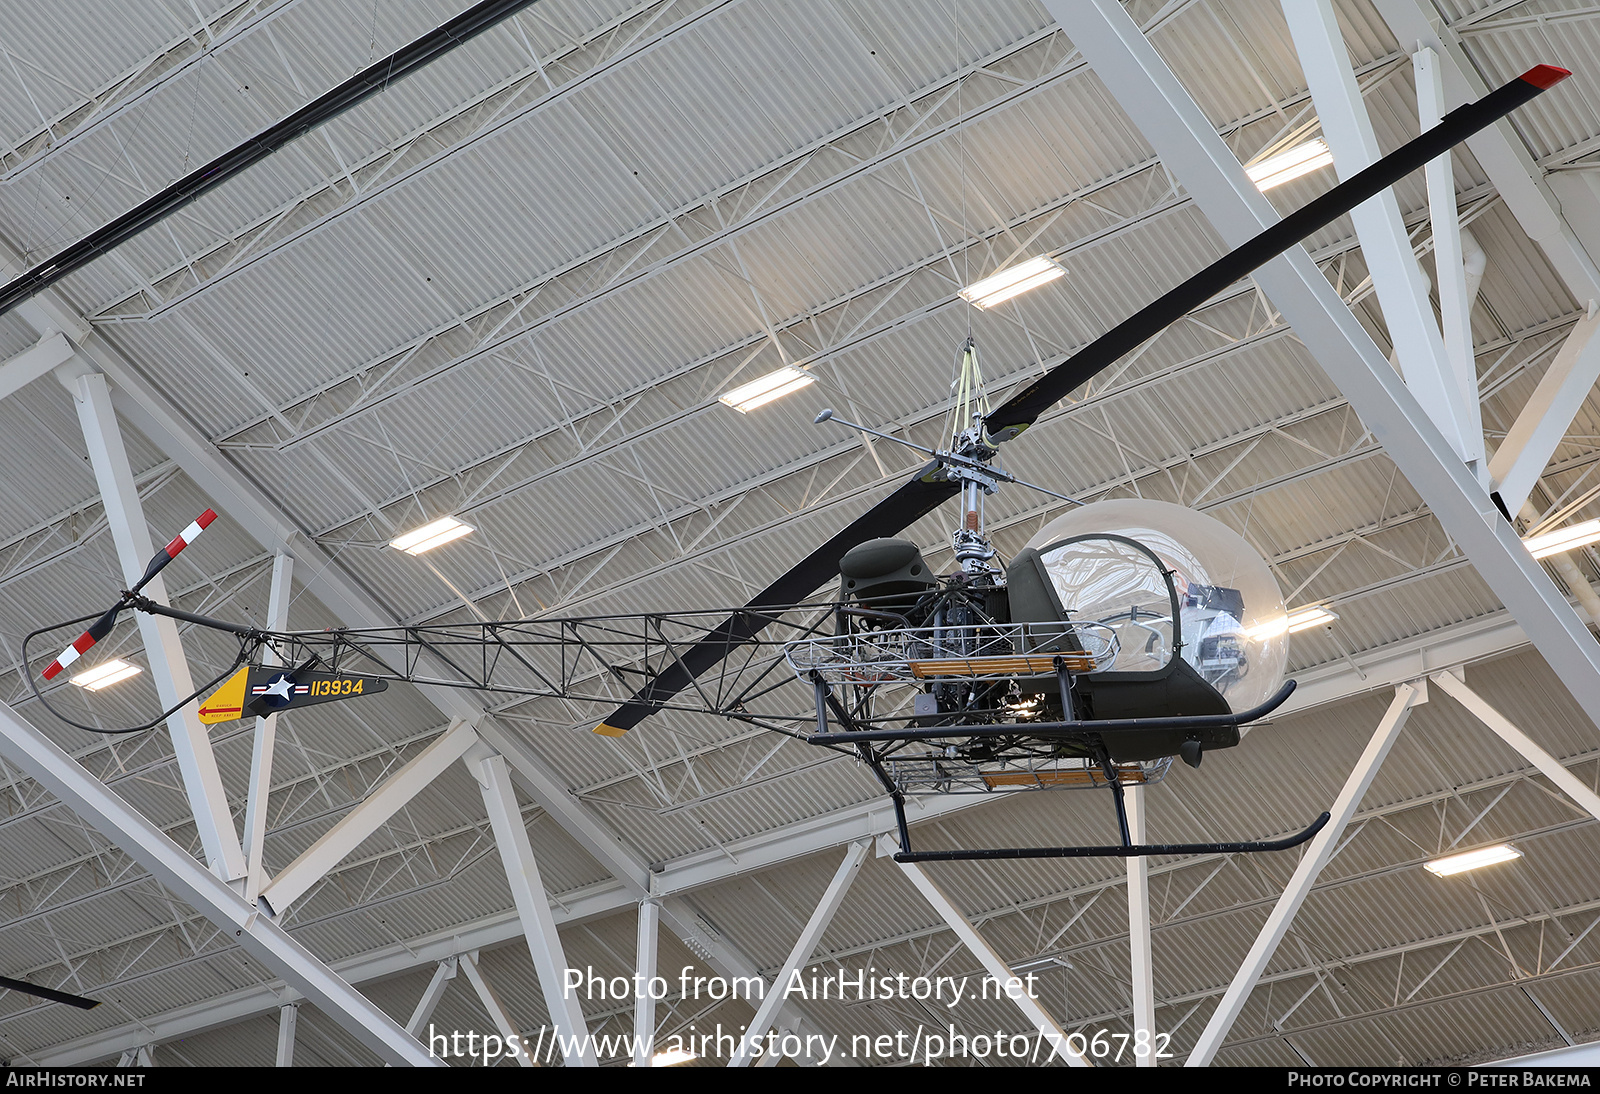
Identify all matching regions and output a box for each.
[198,666,388,724]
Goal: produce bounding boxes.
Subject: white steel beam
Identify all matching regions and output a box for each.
[1416,46,1485,473]
[473,751,595,1067]
[1282,0,1477,474]
[0,697,440,1066]
[1431,671,1600,824]
[0,331,73,401]
[64,369,246,881]
[890,840,1089,1067]
[458,952,535,1068]
[406,958,458,1038]
[259,719,476,915]
[243,552,292,903]
[1186,683,1425,1066]
[275,1003,297,1068]
[1371,0,1600,304]
[1489,313,1600,516]
[633,900,659,1067]
[1054,0,1600,734]
[1126,786,1156,1067]
[729,840,868,1067]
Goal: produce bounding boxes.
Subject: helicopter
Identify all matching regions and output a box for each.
[22,64,1570,876]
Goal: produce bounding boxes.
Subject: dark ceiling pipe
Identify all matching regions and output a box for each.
[0,0,542,319]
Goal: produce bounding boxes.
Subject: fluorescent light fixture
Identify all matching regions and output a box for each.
[1243,606,1339,641]
[390,516,473,555]
[718,366,815,413]
[958,255,1065,309]
[70,659,142,691]
[1524,518,1600,559]
[1424,844,1522,877]
[1246,139,1334,191]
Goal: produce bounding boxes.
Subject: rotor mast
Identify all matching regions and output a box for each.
[945,338,1002,578]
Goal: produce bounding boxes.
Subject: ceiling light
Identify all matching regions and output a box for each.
[1424,844,1522,877]
[70,659,142,691]
[1524,518,1600,559]
[389,516,473,555]
[1243,606,1339,640]
[1246,139,1335,191]
[958,255,1065,309]
[718,366,815,413]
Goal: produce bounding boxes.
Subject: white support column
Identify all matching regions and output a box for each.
[244,552,293,904]
[473,751,595,1067]
[1126,786,1156,1066]
[458,953,535,1068]
[0,330,73,401]
[260,719,476,915]
[134,1046,152,1068]
[1431,672,1600,824]
[1187,683,1425,1066]
[1372,0,1600,305]
[275,1003,298,1067]
[1416,46,1485,477]
[729,840,868,1067]
[633,900,659,1068]
[1489,313,1600,516]
[1281,0,1477,473]
[0,697,441,1066]
[891,840,1089,1067]
[407,957,458,1038]
[1051,0,1600,738]
[65,369,246,882]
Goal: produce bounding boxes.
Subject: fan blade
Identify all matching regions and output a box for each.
[596,64,1569,737]
[593,473,958,735]
[0,975,100,1009]
[982,64,1570,440]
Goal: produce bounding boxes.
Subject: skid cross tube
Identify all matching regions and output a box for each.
[888,812,1332,862]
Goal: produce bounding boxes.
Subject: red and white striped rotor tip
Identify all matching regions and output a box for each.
[41,509,219,680]
[162,508,218,562]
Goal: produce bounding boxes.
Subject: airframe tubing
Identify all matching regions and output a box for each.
[0,696,440,1066]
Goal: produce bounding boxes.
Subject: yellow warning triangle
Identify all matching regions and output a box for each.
[198,666,249,725]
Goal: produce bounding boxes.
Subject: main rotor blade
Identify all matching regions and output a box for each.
[0,0,543,320]
[983,64,1570,440]
[0,975,100,1010]
[594,472,958,735]
[598,63,1569,737]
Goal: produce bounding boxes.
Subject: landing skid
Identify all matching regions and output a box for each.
[811,660,1324,861]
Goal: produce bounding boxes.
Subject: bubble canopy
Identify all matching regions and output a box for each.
[1025,499,1288,713]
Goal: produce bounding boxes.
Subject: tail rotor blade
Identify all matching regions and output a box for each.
[129,508,217,595]
[41,603,124,681]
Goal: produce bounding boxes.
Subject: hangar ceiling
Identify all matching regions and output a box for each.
[1,0,1599,1067]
